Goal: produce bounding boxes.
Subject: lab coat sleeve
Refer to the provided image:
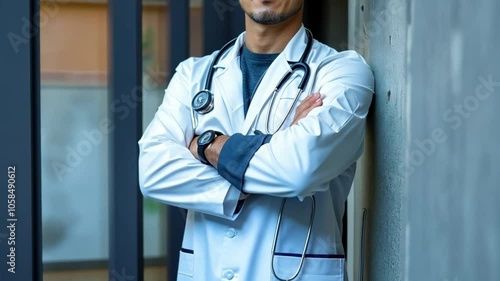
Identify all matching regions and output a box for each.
[218,133,272,192]
[138,62,242,220]
[242,51,374,198]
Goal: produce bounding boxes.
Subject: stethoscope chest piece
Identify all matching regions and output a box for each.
[192,90,214,114]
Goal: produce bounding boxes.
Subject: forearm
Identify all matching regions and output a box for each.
[200,93,323,167]
[205,135,229,167]
[139,72,244,220]
[190,132,272,191]
[241,113,366,198]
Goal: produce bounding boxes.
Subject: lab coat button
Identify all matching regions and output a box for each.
[226,228,236,238]
[224,270,234,280]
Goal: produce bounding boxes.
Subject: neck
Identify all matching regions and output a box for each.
[244,13,303,54]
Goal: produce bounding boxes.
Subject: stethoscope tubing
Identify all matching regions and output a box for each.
[204,37,238,91]
[271,196,316,281]
[264,31,313,134]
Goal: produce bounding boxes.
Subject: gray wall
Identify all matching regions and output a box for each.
[350,0,408,280]
[350,0,500,280]
[406,0,500,280]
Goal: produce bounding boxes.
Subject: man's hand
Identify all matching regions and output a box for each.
[189,135,229,167]
[291,92,323,125]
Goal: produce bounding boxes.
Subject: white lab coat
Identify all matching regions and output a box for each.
[138,26,374,281]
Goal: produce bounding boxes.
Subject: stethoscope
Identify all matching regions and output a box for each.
[271,196,316,281]
[191,30,316,281]
[191,29,313,135]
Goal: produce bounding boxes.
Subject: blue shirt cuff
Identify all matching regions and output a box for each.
[217,133,272,191]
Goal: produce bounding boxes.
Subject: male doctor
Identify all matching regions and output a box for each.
[139,0,374,280]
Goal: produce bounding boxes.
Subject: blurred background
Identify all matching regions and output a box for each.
[39,1,203,280]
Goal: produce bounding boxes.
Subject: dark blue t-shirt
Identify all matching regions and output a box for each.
[217,44,279,193]
[240,44,279,116]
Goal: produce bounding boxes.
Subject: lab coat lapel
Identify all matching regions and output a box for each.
[212,59,245,133]
[212,33,246,133]
[241,26,309,134]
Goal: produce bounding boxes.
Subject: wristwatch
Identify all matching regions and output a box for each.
[197,130,222,165]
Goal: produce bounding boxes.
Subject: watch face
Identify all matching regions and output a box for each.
[199,131,214,145]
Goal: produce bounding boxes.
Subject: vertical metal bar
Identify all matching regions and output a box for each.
[170,0,190,67]
[359,208,367,281]
[32,1,43,279]
[168,2,190,280]
[303,1,324,40]
[203,0,245,54]
[108,1,143,281]
[0,0,42,280]
[343,202,348,258]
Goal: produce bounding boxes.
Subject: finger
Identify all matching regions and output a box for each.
[297,92,320,111]
[307,92,321,103]
[293,93,323,125]
[311,94,323,107]
[299,95,322,112]
[298,99,322,119]
[301,92,320,106]
[304,92,319,101]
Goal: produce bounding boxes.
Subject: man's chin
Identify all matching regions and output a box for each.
[248,11,284,25]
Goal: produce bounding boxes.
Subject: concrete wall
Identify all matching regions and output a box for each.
[406,0,500,280]
[349,0,500,280]
[349,0,408,280]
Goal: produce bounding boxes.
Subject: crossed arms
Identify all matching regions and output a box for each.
[138,51,374,219]
[188,92,324,167]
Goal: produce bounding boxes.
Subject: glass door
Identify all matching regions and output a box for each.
[39,1,111,280]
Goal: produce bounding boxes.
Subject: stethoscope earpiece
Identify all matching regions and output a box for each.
[192,90,214,114]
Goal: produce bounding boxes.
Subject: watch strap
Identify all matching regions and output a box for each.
[198,130,222,165]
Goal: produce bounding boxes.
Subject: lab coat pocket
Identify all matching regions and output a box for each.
[177,250,194,280]
[272,254,345,281]
[271,74,305,131]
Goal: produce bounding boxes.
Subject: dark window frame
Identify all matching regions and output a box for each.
[0,1,42,280]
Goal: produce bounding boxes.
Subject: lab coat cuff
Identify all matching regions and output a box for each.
[255,130,273,144]
[218,133,272,191]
